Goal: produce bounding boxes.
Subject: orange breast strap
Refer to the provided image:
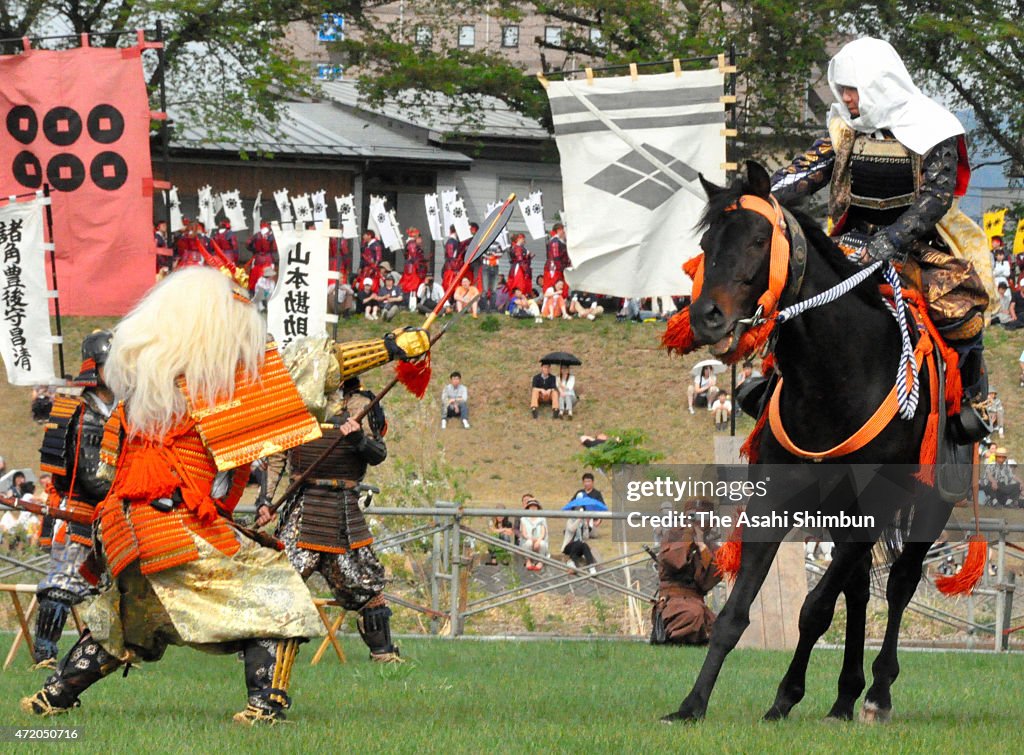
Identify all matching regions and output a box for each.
[768,333,930,461]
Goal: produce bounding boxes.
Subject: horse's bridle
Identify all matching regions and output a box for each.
[714,194,808,357]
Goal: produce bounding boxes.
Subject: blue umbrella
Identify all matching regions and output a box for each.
[563,495,608,512]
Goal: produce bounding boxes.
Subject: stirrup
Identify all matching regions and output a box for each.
[232,704,289,725]
[31,658,58,672]
[947,403,991,445]
[20,691,75,716]
[370,650,405,664]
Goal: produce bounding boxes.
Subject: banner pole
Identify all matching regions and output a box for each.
[42,184,66,380]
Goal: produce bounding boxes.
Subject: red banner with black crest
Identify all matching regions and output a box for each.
[0,44,156,315]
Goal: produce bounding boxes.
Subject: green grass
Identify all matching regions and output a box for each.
[1,639,1021,753]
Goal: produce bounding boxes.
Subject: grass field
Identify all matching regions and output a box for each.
[0,638,1021,753]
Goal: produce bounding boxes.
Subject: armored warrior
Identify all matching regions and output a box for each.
[769,38,991,437]
[246,221,279,293]
[257,328,431,663]
[22,268,324,724]
[32,331,116,669]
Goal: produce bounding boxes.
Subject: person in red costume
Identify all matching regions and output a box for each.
[245,221,279,293]
[359,230,385,284]
[506,233,534,295]
[399,228,428,305]
[212,219,239,264]
[441,225,463,293]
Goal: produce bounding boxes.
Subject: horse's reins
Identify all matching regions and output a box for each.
[722,194,924,460]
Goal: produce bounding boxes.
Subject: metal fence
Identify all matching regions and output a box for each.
[1,506,1020,650]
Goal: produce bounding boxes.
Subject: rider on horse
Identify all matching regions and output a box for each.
[765,37,992,441]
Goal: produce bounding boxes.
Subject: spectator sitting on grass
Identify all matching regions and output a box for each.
[519,497,549,571]
[561,506,597,571]
[556,364,577,419]
[712,392,732,431]
[531,363,559,419]
[252,265,277,312]
[356,277,383,320]
[569,290,604,320]
[572,472,605,537]
[510,289,542,322]
[994,282,1015,325]
[985,390,1004,438]
[441,371,470,429]
[454,276,480,318]
[687,365,719,415]
[417,275,446,315]
[541,279,571,320]
[486,507,517,565]
[31,385,54,423]
[494,274,511,313]
[983,447,1021,506]
[379,274,404,322]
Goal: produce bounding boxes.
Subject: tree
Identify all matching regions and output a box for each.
[338,1,838,153]
[339,1,1024,164]
[0,1,337,138]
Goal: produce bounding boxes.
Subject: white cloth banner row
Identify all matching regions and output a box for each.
[0,198,57,386]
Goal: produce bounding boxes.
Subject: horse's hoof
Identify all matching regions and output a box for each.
[859,701,892,724]
[825,709,854,722]
[661,709,703,725]
[763,706,788,722]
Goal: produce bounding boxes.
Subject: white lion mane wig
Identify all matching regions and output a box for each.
[105,267,265,437]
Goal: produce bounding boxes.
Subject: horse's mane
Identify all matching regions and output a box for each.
[699,176,885,313]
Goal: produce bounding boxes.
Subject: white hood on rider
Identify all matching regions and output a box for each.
[827,37,964,156]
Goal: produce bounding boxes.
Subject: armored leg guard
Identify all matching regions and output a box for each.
[20,631,121,716]
[947,335,991,444]
[32,595,73,667]
[358,595,402,662]
[236,638,302,724]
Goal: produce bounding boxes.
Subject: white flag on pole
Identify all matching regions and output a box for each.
[197,185,215,230]
[220,190,247,230]
[547,68,726,297]
[0,197,57,385]
[291,193,313,225]
[266,226,331,350]
[486,201,511,251]
[386,210,404,252]
[424,193,442,240]
[253,191,263,229]
[440,188,457,235]
[368,195,403,251]
[334,195,358,238]
[311,190,328,223]
[518,191,546,240]
[448,196,472,241]
[168,186,182,232]
[273,189,293,224]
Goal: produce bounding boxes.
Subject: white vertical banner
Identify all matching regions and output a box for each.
[273,188,293,224]
[486,201,511,251]
[197,185,215,229]
[0,198,57,386]
[334,195,357,238]
[449,196,472,241]
[291,193,313,225]
[212,194,224,222]
[311,190,328,223]
[547,68,726,297]
[368,195,403,250]
[440,188,457,234]
[386,210,404,252]
[220,190,247,230]
[519,190,546,240]
[253,190,262,229]
[266,226,331,350]
[424,193,442,240]
[168,186,182,231]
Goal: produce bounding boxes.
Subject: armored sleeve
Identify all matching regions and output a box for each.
[355,433,387,466]
[770,137,835,203]
[882,136,959,252]
[70,404,113,503]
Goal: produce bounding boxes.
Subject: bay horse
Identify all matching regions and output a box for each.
[665,162,962,724]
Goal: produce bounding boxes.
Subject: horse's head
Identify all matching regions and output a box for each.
[689,161,779,356]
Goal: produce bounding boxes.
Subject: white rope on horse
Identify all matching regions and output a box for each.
[774,259,920,421]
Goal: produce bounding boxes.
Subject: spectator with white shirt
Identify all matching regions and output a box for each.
[441,371,470,429]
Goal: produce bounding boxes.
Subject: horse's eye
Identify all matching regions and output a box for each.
[753,235,769,247]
